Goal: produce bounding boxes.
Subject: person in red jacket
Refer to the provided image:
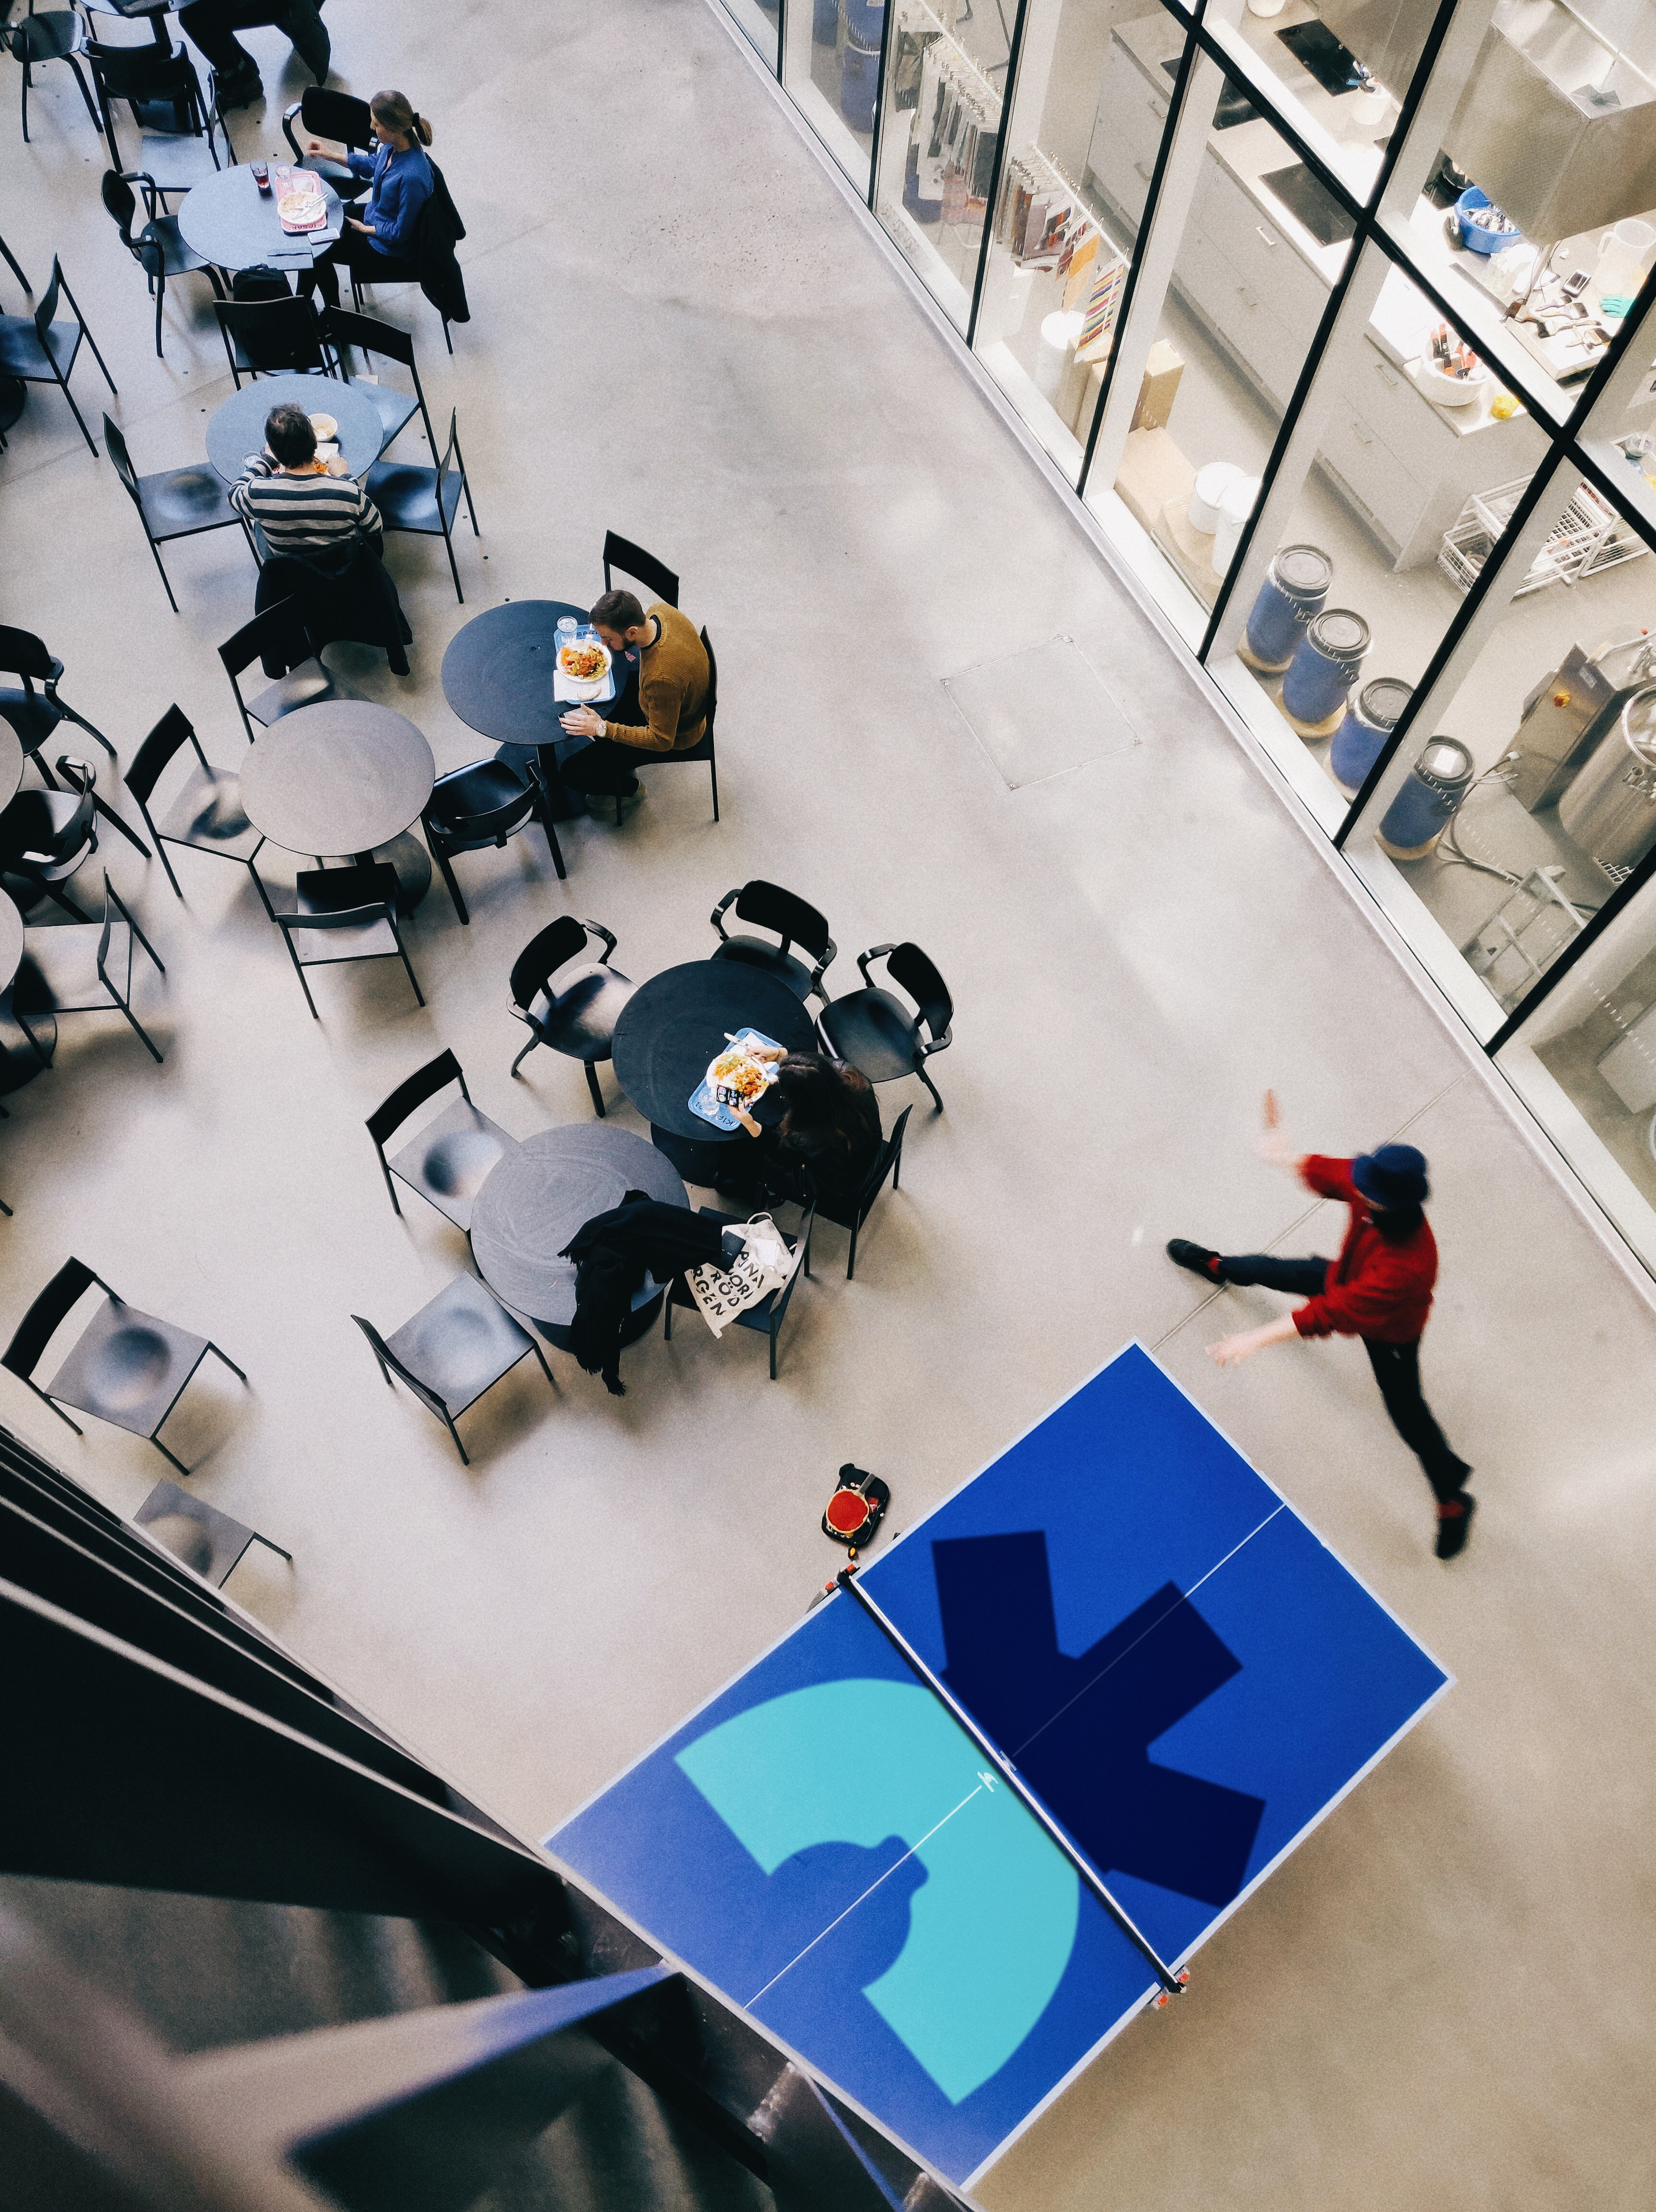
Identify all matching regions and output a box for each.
[1168,1093,1474,1559]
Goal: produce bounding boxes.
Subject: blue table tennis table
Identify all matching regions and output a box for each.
[549,1343,1450,2198]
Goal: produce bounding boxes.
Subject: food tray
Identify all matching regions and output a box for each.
[278,171,328,233]
[689,1029,784,1132]
[552,636,613,703]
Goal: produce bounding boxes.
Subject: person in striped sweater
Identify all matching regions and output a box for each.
[230,402,381,572]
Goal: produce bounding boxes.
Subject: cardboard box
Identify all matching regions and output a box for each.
[1131,338,1185,432]
[1114,426,1195,538]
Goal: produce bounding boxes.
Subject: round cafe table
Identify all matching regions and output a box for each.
[441,600,619,750]
[206,370,383,485]
[238,700,435,910]
[177,164,344,276]
[612,962,820,1181]
[470,1124,687,1346]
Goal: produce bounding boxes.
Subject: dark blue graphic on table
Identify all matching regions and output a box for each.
[550,1344,1448,2188]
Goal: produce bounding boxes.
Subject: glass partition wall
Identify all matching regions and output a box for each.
[715,0,1656,1284]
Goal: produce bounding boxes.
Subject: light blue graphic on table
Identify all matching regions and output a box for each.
[688,1028,784,1131]
[677,1677,1080,2103]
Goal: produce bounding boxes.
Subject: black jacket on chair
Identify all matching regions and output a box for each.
[255,543,412,673]
[417,165,470,326]
[560,1192,728,1394]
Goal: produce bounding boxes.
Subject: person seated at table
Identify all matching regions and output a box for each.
[177,0,328,109]
[299,89,434,312]
[229,400,382,561]
[721,1051,882,1209]
[555,589,710,820]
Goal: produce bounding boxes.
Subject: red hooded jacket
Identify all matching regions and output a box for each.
[1292,1156,1437,1343]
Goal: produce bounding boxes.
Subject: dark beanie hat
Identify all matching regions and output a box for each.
[1352,1143,1429,1209]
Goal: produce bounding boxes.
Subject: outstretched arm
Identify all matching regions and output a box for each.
[1208,1313,1300,1368]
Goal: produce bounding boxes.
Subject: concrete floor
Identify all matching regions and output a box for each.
[4,1,1656,2206]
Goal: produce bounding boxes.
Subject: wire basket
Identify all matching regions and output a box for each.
[1438,479,1647,598]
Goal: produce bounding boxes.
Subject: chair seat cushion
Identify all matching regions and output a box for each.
[247,657,339,726]
[48,1294,208,1437]
[0,690,62,749]
[385,1274,535,1414]
[156,764,260,855]
[818,988,922,1084]
[141,216,211,277]
[140,462,237,537]
[18,922,128,1008]
[365,457,462,535]
[351,376,418,451]
[528,963,635,1061]
[0,317,81,380]
[386,1096,516,1232]
[712,937,815,999]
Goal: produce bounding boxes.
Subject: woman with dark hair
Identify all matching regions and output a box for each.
[721,1050,882,1209]
[301,90,435,311]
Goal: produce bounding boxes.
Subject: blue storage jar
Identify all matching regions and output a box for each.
[841,30,881,130]
[1330,677,1413,792]
[1282,608,1370,736]
[844,0,884,45]
[1378,736,1474,856]
[814,0,840,45]
[1242,544,1331,673]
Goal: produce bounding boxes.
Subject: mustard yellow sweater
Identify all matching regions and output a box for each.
[602,604,710,754]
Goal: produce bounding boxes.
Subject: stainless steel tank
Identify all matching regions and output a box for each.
[1558,684,1656,875]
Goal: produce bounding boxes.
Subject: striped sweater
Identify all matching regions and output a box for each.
[230,455,382,556]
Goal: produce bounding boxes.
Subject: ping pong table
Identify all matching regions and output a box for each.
[549,1343,1450,2197]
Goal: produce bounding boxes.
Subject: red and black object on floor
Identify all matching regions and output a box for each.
[822,1463,890,1556]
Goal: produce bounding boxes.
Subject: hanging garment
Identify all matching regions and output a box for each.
[559,1194,732,1395]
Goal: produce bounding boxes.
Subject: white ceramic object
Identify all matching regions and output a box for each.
[1245,0,1285,16]
[1414,359,1490,408]
[1189,461,1244,536]
[1211,475,1260,576]
[1351,84,1389,125]
[1594,218,1656,308]
[1035,310,1084,400]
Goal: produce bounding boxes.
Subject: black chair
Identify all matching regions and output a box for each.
[0,762,149,923]
[603,530,679,609]
[810,1105,911,1280]
[366,1048,516,1233]
[0,232,28,291]
[663,1203,815,1381]
[124,705,266,902]
[0,626,117,777]
[353,1276,554,1467]
[15,871,166,1064]
[105,415,252,610]
[282,85,373,201]
[818,942,954,1112]
[271,861,424,1019]
[710,879,835,1003]
[86,38,232,194]
[3,0,99,144]
[2,1258,245,1476]
[134,1477,290,1586]
[101,170,225,360]
[367,408,478,602]
[320,305,429,456]
[594,621,720,829]
[508,917,635,1111]
[218,600,347,742]
[348,174,460,353]
[214,294,334,385]
[422,759,566,926]
[0,257,117,457]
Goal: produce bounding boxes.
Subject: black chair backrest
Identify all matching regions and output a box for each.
[102,414,147,511]
[34,259,68,348]
[366,1049,463,1148]
[734,880,832,963]
[303,87,373,147]
[100,169,139,248]
[884,943,952,1038]
[321,305,413,369]
[220,600,313,686]
[218,292,328,374]
[701,626,717,733]
[0,626,54,684]
[0,782,94,869]
[603,531,678,609]
[351,1313,445,1415]
[429,766,536,845]
[858,1104,913,1211]
[88,39,200,106]
[4,1259,100,1383]
[125,706,199,809]
[289,862,397,926]
[508,917,590,1011]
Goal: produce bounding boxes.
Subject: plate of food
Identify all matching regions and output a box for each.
[555,636,611,700]
[278,172,328,232]
[308,411,338,441]
[689,1029,784,1131]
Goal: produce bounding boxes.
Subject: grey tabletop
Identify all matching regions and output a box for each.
[441,600,620,748]
[177,164,344,276]
[470,1125,688,1327]
[0,723,24,813]
[206,371,383,485]
[0,888,24,995]
[239,701,435,856]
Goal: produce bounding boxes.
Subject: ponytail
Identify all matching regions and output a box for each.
[370,88,433,146]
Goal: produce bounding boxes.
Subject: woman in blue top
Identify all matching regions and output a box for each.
[302,89,434,311]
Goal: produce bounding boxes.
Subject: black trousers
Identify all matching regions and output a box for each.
[1219,1253,1471,1504]
[302,229,419,313]
[177,0,319,74]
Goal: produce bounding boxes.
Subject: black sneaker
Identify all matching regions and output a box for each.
[217,61,263,108]
[1436,1494,1476,1560]
[1167,1238,1224,1283]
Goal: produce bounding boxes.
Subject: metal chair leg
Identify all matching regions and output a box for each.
[510,1033,540,1078]
[250,1532,293,1563]
[208,1341,248,1383]
[917,1065,944,1112]
[153,1435,191,1476]
[583,1058,605,1118]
